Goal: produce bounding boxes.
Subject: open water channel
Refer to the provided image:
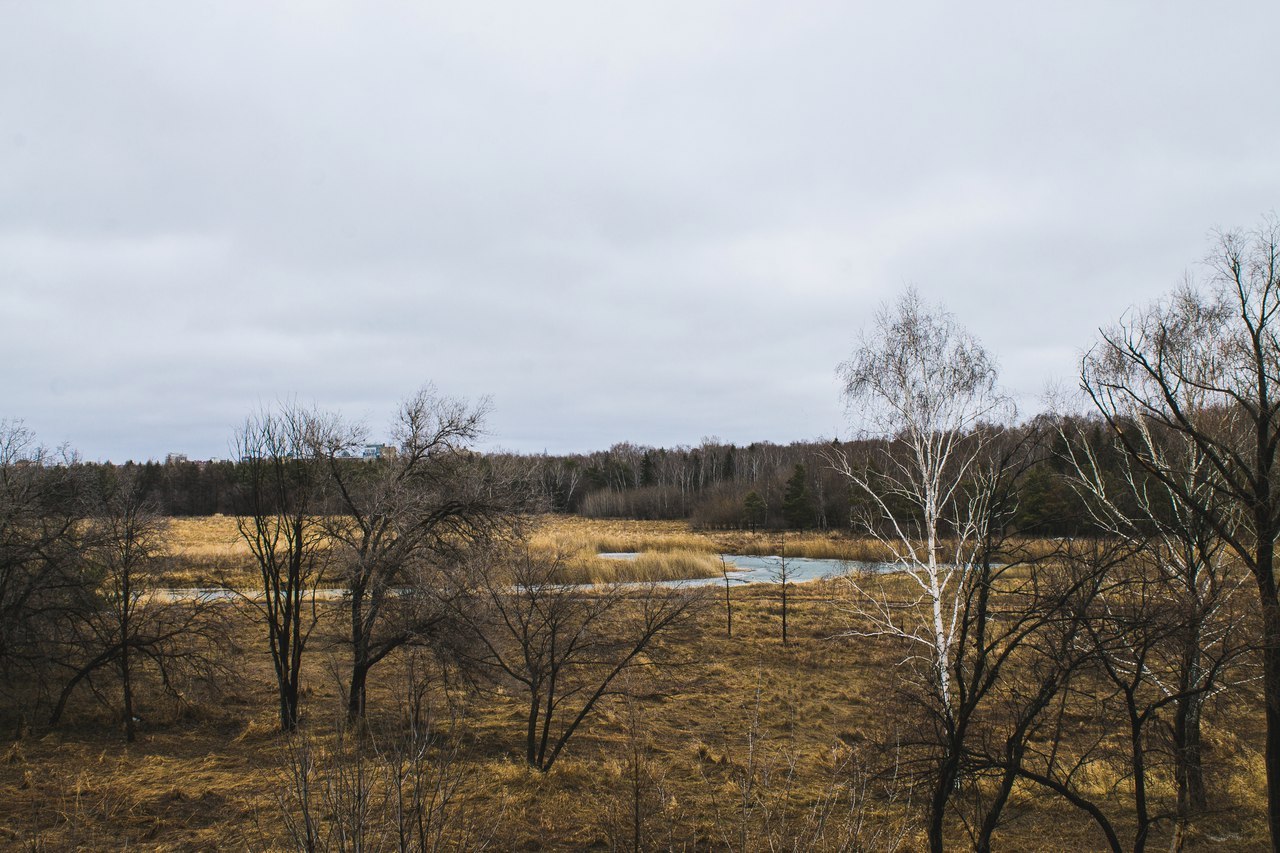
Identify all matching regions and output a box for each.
[598,553,898,588]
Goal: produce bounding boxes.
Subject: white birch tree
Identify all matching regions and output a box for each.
[832,289,1009,710]
[831,289,1020,853]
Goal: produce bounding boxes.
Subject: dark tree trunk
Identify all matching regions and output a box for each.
[280,677,299,732]
[1131,702,1150,853]
[347,661,369,723]
[121,642,134,742]
[975,760,1020,853]
[1262,587,1280,853]
[120,576,135,743]
[526,692,541,769]
[1173,692,1208,818]
[348,587,368,723]
[1255,530,1280,853]
[927,735,961,853]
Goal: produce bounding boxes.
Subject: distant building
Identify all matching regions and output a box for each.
[361,444,397,461]
[165,453,188,465]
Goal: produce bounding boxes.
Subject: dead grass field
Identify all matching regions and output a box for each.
[160,514,742,587]
[161,515,255,586]
[4,517,1268,851]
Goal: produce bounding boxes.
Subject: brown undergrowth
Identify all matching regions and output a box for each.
[5,518,1267,850]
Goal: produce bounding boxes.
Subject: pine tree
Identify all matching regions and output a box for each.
[782,464,814,529]
[742,490,766,532]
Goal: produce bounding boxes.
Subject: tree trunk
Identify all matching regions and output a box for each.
[526,692,541,769]
[280,683,299,732]
[780,575,788,645]
[347,661,369,723]
[975,760,1019,853]
[120,582,134,743]
[121,642,135,742]
[1263,593,1280,853]
[1256,534,1280,853]
[1131,704,1150,853]
[348,584,367,723]
[927,747,960,853]
[1174,692,1207,818]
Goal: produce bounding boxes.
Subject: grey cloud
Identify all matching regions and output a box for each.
[2,2,1279,459]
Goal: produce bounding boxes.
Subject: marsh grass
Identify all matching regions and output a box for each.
[3,573,1270,851]
[163,515,256,585]
[162,515,1109,589]
[528,515,905,569]
[528,516,727,583]
[538,549,729,585]
[712,531,898,562]
[43,516,1259,850]
[528,515,718,555]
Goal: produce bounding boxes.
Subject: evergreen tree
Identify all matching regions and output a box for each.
[742,490,766,531]
[782,464,815,529]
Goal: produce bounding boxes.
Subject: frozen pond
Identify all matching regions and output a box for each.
[599,553,898,587]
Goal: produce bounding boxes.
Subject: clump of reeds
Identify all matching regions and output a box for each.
[529,524,717,558]
[543,550,725,585]
[714,532,897,563]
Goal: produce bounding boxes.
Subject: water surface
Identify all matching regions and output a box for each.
[599,553,898,587]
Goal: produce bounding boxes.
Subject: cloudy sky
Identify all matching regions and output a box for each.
[3,2,1278,461]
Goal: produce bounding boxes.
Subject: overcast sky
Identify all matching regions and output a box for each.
[3,2,1278,461]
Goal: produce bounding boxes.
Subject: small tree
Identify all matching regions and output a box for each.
[442,546,702,772]
[720,556,735,638]
[0,422,92,713]
[769,533,792,645]
[833,289,1008,711]
[233,404,335,732]
[48,466,227,739]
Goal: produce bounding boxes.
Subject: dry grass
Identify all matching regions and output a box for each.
[526,516,728,583]
[35,517,1256,849]
[2,567,1270,851]
[528,515,719,555]
[160,514,922,589]
[540,550,729,585]
[709,530,898,562]
[143,515,1100,590]
[160,515,255,586]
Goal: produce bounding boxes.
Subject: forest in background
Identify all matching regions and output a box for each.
[95,416,1102,536]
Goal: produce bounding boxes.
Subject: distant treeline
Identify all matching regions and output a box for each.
[110,414,1127,537]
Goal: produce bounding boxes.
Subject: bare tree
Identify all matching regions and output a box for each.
[234,404,336,732]
[769,533,792,646]
[1081,217,1280,850]
[318,386,520,723]
[47,466,228,739]
[0,421,91,711]
[442,546,703,772]
[720,555,735,638]
[829,293,1136,850]
[1060,411,1248,835]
